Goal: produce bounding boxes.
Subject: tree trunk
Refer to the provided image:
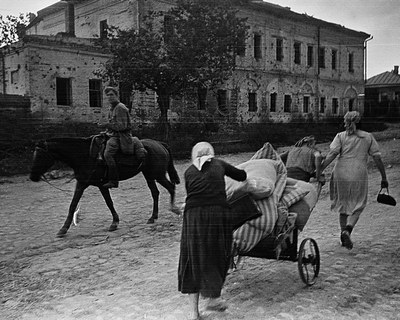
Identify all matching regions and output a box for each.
[157,91,171,141]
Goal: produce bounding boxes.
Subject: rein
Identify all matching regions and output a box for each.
[40,160,100,193]
[40,175,73,193]
[35,141,101,193]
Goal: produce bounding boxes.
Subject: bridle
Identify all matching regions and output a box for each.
[32,144,73,193]
[33,142,102,192]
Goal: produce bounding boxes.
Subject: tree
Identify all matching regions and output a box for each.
[97,0,248,140]
[0,13,31,47]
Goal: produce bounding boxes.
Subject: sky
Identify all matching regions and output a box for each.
[1,0,399,78]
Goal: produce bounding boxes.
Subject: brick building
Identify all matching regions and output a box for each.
[0,0,370,124]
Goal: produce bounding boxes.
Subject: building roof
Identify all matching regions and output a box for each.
[242,0,370,39]
[27,1,87,27]
[366,71,400,88]
[26,0,370,40]
[27,1,67,27]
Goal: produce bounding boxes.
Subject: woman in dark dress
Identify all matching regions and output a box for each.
[178,142,247,320]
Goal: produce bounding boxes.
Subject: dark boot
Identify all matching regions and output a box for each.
[103,163,119,188]
[340,226,353,250]
[133,137,147,164]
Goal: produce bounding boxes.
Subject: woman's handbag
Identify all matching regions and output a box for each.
[377,188,396,206]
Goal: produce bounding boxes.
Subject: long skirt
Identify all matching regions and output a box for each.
[330,159,368,215]
[178,205,232,298]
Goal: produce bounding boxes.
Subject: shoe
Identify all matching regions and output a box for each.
[205,298,227,312]
[340,230,353,250]
[103,181,119,188]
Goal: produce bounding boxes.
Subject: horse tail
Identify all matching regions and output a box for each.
[161,142,180,185]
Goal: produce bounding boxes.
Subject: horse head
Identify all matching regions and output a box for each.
[30,141,56,182]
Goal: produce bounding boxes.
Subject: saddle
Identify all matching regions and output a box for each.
[89,134,145,167]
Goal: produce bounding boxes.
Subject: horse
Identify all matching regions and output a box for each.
[29,136,181,237]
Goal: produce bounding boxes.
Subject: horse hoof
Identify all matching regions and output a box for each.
[147,218,155,224]
[56,228,68,238]
[109,224,118,232]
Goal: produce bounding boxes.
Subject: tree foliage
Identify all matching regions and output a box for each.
[97,0,248,140]
[0,13,31,47]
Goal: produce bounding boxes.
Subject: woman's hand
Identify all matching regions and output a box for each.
[381,179,389,188]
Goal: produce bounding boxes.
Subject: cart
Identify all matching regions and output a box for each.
[229,182,322,286]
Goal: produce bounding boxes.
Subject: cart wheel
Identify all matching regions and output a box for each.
[298,238,320,286]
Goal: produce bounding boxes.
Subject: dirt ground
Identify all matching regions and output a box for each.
[1,124,400,320]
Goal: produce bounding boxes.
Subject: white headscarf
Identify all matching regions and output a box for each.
[191,141,215,171]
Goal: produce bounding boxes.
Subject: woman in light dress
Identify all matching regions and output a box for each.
[321,111,388,249]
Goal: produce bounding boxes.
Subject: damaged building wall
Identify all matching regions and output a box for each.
[208,4,367,124]
[2,36,110,123]
[4,0,368,125]
[27,0,139,37]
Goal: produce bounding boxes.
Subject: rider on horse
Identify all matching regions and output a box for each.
[99,86,146,189]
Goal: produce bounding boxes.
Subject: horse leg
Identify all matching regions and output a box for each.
[99,187,120,231]
[145,179,160,224]
[57,181,87,237]
[156,177,181,215]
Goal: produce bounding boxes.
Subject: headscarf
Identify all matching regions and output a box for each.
[294,135,315,148]
[191,141,215,171]
[344,111,361,135]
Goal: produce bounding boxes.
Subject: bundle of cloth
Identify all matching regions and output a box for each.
[225,142,318,254]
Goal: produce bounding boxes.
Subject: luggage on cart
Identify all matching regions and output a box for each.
[227,142,322,286]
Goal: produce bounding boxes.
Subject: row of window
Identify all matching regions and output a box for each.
[247,35,355,72]
[160,16,356,73]
[56,77,354,116]
[215,89,354,115]
[56,78,132,108]
[56,78,103,108]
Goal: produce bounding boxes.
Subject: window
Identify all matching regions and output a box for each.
[236,29,246,57]
[89,79,102,108]
[332,98,338,114]
[56,77,72,106]
[254,34,262,59]
[217,89,228,113]
[248,92,257,112]
[11,70,19,84]
[270,93,277,112]
[349,98,354,111]
[197,87,207,110]
[318,47,325,69]
[348,53,354,73]
[307,45,313,67]
[319,97,326,113]
[294,42,301,64]
[331,49,337,70]
[284,95,291,112]
[276,38,283,61]
[100,20,108,39]
[303,96,310,113]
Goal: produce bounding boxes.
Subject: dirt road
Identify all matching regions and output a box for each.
[1,129,400,320]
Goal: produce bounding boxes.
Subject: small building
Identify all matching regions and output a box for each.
[365,65,400,117]
[0,35,110,123]
[0,0,371,125]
